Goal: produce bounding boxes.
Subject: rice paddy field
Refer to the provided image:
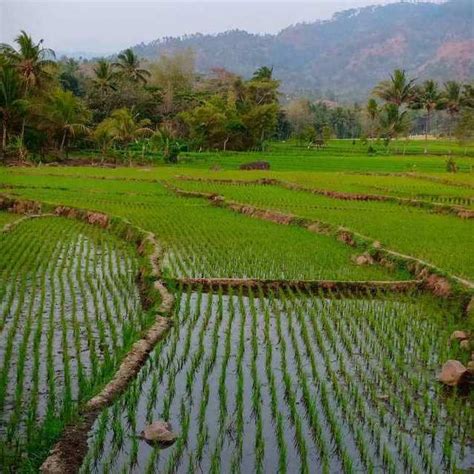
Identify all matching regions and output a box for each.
[0,140,473,472]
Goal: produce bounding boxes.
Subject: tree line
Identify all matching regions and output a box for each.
[284,70,474,147]
[0,31,473,163]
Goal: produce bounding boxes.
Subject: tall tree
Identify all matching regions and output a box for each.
[366,98,379,139]
[411,80,442,140]
[0,65,27,156]
[113,49,150,84]
[40,88,90,155]
[378,103,411,143]
[441,80,463,136]
[92,59,118,95]
[373,69,416,107]
[0,31,55,90]
[0,31,55,141]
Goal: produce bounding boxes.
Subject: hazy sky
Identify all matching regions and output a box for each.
[1,0,399,55]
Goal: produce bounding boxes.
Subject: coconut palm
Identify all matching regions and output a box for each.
[378,103,411,143]
[1,31,55,142]
[373,69,416,107]
[441,81,465,136]
[366,98,379,139]
[94,108,152,164]
[252,66,274,81]
[113,49,150,84]
[41,88,90,155]
[411,80,442,140]
[0,31,55,90]
[0,65,27,156]
[92,120,115,161]
[92,59,117,94]
[100,108,152,144]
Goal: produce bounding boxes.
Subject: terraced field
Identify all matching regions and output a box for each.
[0,141,472,472]
[169,178,474,280]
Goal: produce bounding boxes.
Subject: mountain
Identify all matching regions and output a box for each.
[132,0,474,101]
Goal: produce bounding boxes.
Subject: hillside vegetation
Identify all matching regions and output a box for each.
[133,0,474,99]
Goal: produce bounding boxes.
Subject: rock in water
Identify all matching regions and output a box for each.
[438,360,468,387]
[141,421,178,447]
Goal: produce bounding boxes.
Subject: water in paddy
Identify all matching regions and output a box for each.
[81,287,473,473]
[0,217,143,466]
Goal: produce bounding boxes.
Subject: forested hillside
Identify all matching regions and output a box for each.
[133,0,473,100]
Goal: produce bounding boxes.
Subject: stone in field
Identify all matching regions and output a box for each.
[450,330,469,342]
[141,421,178,446]
[460,339,470,350]
[354,253,374,266]
[438,360,469,387]
[239,161,270,170]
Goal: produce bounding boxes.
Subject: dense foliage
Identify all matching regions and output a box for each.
[0,31,473,164]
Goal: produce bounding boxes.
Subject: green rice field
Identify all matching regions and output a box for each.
[0,140,472,472]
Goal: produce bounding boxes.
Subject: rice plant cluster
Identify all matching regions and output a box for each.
[0,217,144,469]
[81,285,473,474]
[171,178,474,280]
[0,173,406,282]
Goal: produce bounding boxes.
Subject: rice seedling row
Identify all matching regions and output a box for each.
[170,179,474,280]
[0,217,145,470]
[0,177,407,281]
[80,285,473,473]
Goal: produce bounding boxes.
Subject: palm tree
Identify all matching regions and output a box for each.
[412,80,442,140]
[462,83,474,109]
[252,66,273,81]
[0,65,27,157]
[92,120,115,161]
[441,81,463,137]
[101,108,152,143]
[92,59,117,94]
[95,108,152,164]
[366,98,379,139]
[0,31,55,90]
[379,103,411,144]
[0,31,55,142]
[373,69,416,107]
[113,49,150,84]
[41,88,90,155]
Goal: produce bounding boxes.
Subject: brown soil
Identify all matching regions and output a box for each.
[40,413,97,474]
[423,274,453,298]
[228,203,294,225]
[86,211,109,229]
[337,230,357,246]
